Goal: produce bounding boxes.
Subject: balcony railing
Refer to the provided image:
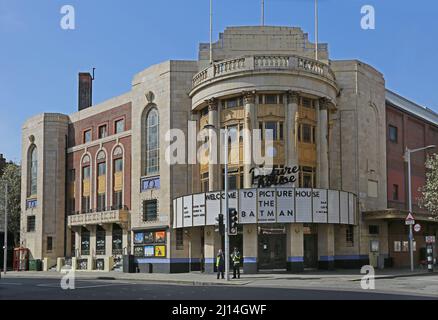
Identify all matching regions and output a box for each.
[191,54,335,89]
[68,206,129,227]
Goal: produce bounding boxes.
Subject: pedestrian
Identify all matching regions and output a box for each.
[231,247,241,279]
[216,249,225,279]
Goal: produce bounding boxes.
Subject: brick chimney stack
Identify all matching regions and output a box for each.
[78,72,93,111]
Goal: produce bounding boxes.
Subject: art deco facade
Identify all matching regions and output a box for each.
[20,26,437,273]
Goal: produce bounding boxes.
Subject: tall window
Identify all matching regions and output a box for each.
[82,165,91,213]
[97,160,106,211]
[81,228,90,255]
[96,226,106,255]
[115,119,125,134]
[28,145,38,197]
[389,125,398,143]
[27,216,36,232]
[146,108,159,175]
[392,184,399,201]
[98,125,107,139]
[113,157,123,209]
[83,129,92,143]
[112,224,123,255]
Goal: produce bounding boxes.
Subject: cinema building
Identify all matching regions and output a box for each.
[20,26,437,273]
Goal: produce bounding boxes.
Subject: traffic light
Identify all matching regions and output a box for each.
[229,208,239,236]
[215,213,225,236]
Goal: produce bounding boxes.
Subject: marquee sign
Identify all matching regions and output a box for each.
[173,188,357,228]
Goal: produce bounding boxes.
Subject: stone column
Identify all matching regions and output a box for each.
[317,98,330,189]
[286,91,300,170]
[317,224,335,270]
[89,225,96,257]
[74,228,81,257]
[104,223,113,257]
[243,91,256,188]
[243,225,258,274]
[207,99,219,191]
[286,224,304,272]
[204,226,222,273]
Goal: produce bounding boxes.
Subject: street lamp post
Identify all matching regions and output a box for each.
[404,145,436,272]
[204,124,230,281]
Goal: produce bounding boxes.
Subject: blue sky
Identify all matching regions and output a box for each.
[1,0,438,162]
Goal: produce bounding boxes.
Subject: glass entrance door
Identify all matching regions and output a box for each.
[258,225,287,270]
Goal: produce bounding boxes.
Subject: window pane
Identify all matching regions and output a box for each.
[84,130,92,143]
[114,159,123,172]
[302,124,311,143]
[265,122,277,140]
[115,120,125,134]
[99,125,107,139]
[146,109,159,175]
[265,94,277,104]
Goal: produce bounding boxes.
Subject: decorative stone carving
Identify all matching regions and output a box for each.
[145,91,155,104]
[243,91,256,105]
[206,98,218,111]
[82,155,90,164]
[319,98,330,110]
[113,146,123,157]
[29,135,35,143]
[97,150,106,160]
[288,91,300,105]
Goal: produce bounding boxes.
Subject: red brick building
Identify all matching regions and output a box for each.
[384,90,438,268]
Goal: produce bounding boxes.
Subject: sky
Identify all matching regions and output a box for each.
[1,0,438,162]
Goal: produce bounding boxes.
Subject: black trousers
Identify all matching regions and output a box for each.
[217,270,224,279]
[233,264,240,278]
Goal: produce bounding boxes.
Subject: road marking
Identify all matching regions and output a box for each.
[36,283,130,289]
[0,282,23,286]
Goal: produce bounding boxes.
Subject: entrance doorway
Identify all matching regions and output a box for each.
[258,225,287,270]
[303,234,318,269]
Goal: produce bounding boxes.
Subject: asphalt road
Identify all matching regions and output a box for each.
[0,277,434,300]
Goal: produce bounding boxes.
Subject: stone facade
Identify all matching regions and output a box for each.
[20,25,437,272]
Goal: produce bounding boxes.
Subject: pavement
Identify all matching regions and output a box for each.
[1,268,438,298]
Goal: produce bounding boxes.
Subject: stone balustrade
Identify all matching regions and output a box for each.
[192,54,335,89]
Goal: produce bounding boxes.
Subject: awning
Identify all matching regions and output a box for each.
[363,209,438,223]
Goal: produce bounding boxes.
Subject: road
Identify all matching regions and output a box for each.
[0,277,434,300]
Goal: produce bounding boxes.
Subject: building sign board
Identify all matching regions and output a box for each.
[173,188,357,228]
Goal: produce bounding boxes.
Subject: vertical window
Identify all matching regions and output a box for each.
[47,236,53,252]
[143,199,158,221]
[264,94,278,104]
[265,122,277,140]
[97,162,106,212]
[393,184,399,201]
[96,226,106,255]
[346,226,354,246]
[81,228,90,256]
[115,119,125,134]
[146,109,159,175]
[83,130,92,143]
[176,229,184,250]
[201,172,209,192]
[113,158,123,209]
[98,125,107,139]
[389,125,398,143]
[299,166,316,188]
[28,145,38,197]
[27,216,36,232]
[369,225,380,235]
[279,123,284,140]
[302,124,312,143]
[112,224,123,255]
[82,166,91,213]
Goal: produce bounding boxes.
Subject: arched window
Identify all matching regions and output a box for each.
[28,145,38,197]
[96,151,107,212]
[146,108,159,175]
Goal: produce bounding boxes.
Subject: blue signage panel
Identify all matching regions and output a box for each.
[141,177,160,192]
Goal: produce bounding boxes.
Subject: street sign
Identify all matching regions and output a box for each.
[425,236,436,244]
[414,224,421,232]
[405,213,415,225]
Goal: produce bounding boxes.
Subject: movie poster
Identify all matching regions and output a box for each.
[155,231,166,243]
[144,245,154,257]
[155,245,166,257]
[134,233,144,244]
[143,232,154,244]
